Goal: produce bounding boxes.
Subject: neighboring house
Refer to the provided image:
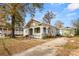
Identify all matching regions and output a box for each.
[0,26,11,37]
[0,30,5,37]
[15,22,24,36]
[59,27,76,37]
[0,21,24,37]
[23,19,58,38]
[0,21,8,37]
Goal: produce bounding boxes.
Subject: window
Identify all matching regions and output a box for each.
[34,27,40,33]
[19,28,23,31]
[43,27,46,33]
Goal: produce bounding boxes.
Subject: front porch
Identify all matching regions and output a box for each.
[24,26,48,38]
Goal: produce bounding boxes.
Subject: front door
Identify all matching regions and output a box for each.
[29,28,33,35]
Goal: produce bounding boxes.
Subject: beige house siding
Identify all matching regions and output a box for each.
[23,19,58,38]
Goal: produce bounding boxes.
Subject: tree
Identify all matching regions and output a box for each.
[1,3,43,38]
[72,18,79,35]
[43,11,55,36]
[0,5,8,30]
[55,20,63,29]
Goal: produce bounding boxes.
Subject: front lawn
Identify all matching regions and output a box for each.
[63,36,79,50]
[0,38,47,56]
[56,36,79,56]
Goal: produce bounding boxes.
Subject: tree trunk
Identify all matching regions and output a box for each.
[48,21,52,37]
[11,15,15,38]
[49,27,51,35]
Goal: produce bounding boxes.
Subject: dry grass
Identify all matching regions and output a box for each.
[0,36,79,56]
[56,36,79,56]
[56,47,70,56]
[0,38,47,56]
[63,36,79,50]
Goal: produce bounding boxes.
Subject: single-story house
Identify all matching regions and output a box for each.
[23,19,58,38]
[59,27,76,37]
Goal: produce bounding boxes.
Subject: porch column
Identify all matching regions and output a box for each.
[40,26,43,38]
[46,27,48,34]
[23,28,26,36]
[32,27,34,35]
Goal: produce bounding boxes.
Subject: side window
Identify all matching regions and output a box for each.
[34,27,40,33]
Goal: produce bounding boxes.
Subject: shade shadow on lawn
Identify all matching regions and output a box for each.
[1,39,12,55]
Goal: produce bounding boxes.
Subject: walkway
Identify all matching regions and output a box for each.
[13,37,68,56]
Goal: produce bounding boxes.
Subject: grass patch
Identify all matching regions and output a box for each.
[63,36,79,50]
[0,38,47,56]
[63,44,78,50]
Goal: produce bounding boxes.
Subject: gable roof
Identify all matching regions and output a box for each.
[25,18,58,29]
[25,18,41,28]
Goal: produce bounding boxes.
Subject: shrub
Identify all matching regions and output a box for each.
[42,35,53,39]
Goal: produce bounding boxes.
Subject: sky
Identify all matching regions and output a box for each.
[25,3,79,27]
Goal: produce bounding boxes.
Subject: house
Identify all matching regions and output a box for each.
[0,21,24,37]
[23,19,58,38]
[0,25,11,37]
[0,21,8,37]
[0,30,5,37]
[59,27,76,37]
[14,22,24,36]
